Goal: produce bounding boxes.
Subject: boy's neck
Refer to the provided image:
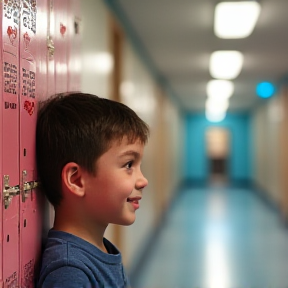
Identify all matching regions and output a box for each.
[53,208,108,253]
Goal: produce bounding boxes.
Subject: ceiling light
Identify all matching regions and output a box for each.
[207,80,234,100]
[214,1,261,39]
[206,98,229,113]
[209,51,243,79]
[206,110,226,123]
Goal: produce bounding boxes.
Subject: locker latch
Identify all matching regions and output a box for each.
[47,35,55,58]
[22,170,39,202]
[3,175,20,209]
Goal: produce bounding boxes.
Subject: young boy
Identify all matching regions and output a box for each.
[36,92,149,288]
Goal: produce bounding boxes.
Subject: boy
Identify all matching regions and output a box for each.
[36,93,149,288]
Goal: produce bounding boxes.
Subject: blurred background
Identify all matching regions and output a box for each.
[82,0,288,287]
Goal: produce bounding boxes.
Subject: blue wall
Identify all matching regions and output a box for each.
[185,113,252,182]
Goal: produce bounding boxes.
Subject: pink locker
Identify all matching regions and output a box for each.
[2,1,21,287]
[67,0,81,92]
[1,1,81,286]
[0,3,3,287]
[37,0,49,102]
[40,0,56,241]
[0,3,2,285]
[19,0,48,287]
[47,0,55,98]
[36,0,53,240]
[53,0,68,94]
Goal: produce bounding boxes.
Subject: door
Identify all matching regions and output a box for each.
[206,127,230,183]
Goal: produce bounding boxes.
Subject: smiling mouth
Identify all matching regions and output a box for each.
[127,197,141,203]
[127,198,139,203]
[127,197,141,210]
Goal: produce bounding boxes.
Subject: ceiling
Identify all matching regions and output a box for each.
[112,0,288,113]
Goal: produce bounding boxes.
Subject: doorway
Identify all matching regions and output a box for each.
[206,127,230,184]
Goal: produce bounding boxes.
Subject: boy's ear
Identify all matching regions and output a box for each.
[62,162,86,197]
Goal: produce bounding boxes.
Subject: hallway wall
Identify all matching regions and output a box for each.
[252,95,281,204]
[185,113,252,182]
[251,82,288,219]
[81,0,111,97]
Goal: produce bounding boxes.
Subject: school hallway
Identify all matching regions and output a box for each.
[130,180,288,288]
[2,1,288,286]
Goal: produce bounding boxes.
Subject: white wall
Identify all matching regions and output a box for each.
[165,99,184,196]
[252,95,281,204]
[81,0,111,98]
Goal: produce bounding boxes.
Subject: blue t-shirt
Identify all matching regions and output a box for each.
[37,230,129,288]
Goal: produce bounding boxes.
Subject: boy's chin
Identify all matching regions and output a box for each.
[114,216,136,226]
[123,220,136,226]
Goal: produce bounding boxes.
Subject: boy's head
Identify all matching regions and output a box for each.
[36,93,149,210]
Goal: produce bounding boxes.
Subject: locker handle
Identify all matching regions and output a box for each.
[23,181,39,192]
[22,180,39,202]
[47,36,55,57]
[3,175,20,209]
[21,170,40,203]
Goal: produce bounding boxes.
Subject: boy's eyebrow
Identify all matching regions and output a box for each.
[119,150,140,158]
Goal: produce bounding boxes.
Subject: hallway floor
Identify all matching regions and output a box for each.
[132,183,288,288]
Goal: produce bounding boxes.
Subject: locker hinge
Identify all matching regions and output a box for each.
[21,170,40,202]
[3,175,20,209]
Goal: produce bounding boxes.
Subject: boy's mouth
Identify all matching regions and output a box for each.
[127,196,141,204]
[127,197,141,210]
[127,196,141,203]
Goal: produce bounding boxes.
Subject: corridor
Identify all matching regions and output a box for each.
[131,182,288,288]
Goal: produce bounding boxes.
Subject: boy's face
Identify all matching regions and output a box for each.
[83,137,148,227]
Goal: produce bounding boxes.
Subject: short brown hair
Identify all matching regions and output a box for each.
[36,92,149,207]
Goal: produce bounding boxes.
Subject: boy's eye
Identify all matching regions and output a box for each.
[125,161,133,169]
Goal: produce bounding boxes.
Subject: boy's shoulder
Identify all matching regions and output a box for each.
[37,230,129,288]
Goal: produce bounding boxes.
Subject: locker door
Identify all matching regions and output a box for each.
[40,0,56,236]
[35,0,53,241]
[2,1,21,287]
[36,0,48,102]
[0,4,3,287]
[19,0,46,287]
[67,0,81,92]
[54,0,68,94]
[47,0,55,97]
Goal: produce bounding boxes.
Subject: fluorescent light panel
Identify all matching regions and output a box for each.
[210,51,243,79]
[206,110,226,123]
[214,1,261,39]
[205,98,229,123]
[206,98,229,113]
[207,80,234,100]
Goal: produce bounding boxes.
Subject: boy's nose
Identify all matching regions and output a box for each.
[136,172,148,191]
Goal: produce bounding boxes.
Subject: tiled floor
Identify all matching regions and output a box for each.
[131,183,288,288]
